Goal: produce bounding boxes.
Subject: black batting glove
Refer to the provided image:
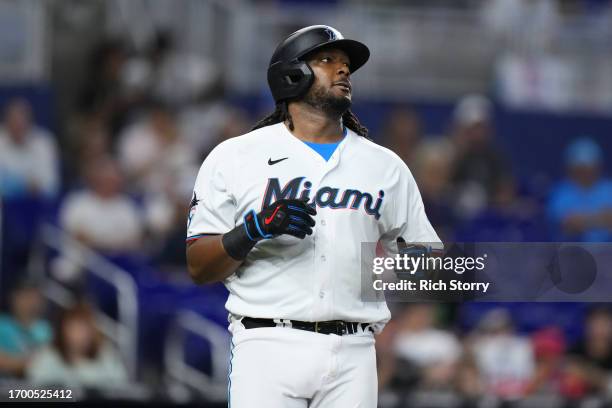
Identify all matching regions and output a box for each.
[222,199,316,261]
[243,198,316,241]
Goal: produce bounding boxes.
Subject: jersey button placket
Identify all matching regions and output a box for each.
[312,163,332,317]
[313,211,329,315]
[311,174,325,317]
[321,208,335,318]
[316,208,333,317]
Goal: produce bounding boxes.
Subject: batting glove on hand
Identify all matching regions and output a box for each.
[243,198,316,241]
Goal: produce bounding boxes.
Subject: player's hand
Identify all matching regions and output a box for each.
[243,198,316,241]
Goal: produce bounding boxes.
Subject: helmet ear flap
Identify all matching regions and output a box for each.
[267,60,314,102]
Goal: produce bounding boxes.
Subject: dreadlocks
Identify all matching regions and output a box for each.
[251,102,293,133]
[251,102,369,139]
[341,110,369,139]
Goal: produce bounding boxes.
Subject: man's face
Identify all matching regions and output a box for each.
[11,287,43,324]
[5,100,32,144]
[569,163,600,187]
[303,47,352,116]
[587,311,612,340]
[87,159,123,198]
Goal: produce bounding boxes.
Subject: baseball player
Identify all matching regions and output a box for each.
[186,25,441,407]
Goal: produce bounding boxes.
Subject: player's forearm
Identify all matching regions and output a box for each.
[186,199,315,284]
[186,235,243,284]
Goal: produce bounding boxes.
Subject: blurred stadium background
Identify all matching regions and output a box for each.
[0,0,611,406]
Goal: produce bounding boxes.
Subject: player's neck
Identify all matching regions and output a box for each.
[286,103,344,143]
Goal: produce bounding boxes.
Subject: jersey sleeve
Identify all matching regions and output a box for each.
[382,163,443,251]
[186,143,236,240]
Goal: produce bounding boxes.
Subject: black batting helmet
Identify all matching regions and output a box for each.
[267,25,370,103]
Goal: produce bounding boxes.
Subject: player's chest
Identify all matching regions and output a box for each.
[235,162,391,222]
[235,137,400,217]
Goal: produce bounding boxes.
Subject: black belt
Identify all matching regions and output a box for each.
[241,317,372,336]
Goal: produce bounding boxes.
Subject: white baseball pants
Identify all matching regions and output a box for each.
[227,319,377,408]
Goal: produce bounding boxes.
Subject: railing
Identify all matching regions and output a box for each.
[164,310,230,401]
[36,224,140,381]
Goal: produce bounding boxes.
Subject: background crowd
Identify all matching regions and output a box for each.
[0,0,611,406]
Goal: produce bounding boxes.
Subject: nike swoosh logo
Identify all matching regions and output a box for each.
[265,206,281,225]
[268,157,288,165]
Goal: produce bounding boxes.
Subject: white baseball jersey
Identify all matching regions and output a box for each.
[187,122,441,327]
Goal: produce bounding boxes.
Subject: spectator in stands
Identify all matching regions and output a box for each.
[0,99,60,301]
[375,317,400,392]
[456,174,548,241]
[154,106,251,274]
[59,156,143,253]
[151,197,193,275]
[526,327,569,395]
[548,138,612,242]
[393,304,462,390]
[380,106,423,168]
[118,101,197,197]
[178,81,233,158]
[570,306,612,371]
[450,94,511,219]
[412,139,456,241]
[118,101,198,242]
[64,115,112,188]
[27,303,127,388]
[0,98,59,199]
[122,31,219,107]
[0,281,51,378]
[530,322,612,400]
[454,356,484,401]
[470,308,535,398]
[77,38,131,138]
[216,106,252,146]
